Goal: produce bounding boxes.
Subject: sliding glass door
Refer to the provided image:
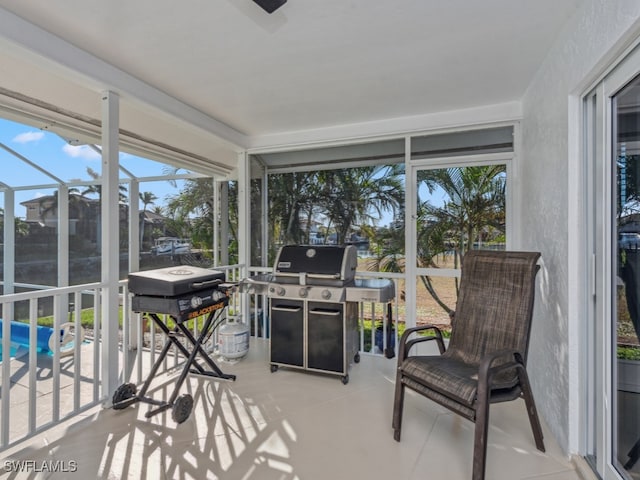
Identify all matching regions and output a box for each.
[587,44,640,480]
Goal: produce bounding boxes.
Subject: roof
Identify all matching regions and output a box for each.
[19,192,99,206]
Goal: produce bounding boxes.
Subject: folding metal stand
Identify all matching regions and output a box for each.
[112,302,236,423]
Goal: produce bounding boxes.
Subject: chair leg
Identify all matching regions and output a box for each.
[392,371,405,441]
[517,365,545,452]
[472,387,490,480]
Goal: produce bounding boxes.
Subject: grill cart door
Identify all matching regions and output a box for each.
[270,300,304,368]
[307,303,344,373]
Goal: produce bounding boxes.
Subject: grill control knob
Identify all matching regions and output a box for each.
[299,287,308,298]
[321,289,332,300]
[269,286,285,296]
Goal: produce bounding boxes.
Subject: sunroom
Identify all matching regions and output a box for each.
[0,1,639,479]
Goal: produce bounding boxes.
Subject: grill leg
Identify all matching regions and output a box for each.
[176,312,235,381]
[125,311,236,421]
[136,326,177,400]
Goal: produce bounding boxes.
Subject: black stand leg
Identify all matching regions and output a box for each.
[384,302,395,359]
[113,308,236,421]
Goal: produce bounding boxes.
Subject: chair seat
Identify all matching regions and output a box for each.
[401,355,520,408]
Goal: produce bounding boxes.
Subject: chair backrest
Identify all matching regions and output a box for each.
[445,250,541,366]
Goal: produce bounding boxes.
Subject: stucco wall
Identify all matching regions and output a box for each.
[521,0,640,455]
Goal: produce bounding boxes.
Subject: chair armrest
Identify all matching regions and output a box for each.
[398,325,446,360]
[477,349,525,396]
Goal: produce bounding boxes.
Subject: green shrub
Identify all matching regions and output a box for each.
[618,345,640,360]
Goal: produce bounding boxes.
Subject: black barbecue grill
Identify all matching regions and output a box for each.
[112,266,236,423]
[241,245,396,383]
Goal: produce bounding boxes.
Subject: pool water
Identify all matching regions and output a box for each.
[0,342,32,363]
[0,343,18,363]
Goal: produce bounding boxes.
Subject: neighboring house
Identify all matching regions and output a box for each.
[20,193,99,236]
[21,194,53,224]
[140,209,170,250]
[21,194,172,250]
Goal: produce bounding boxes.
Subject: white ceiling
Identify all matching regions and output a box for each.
[0,0,583,176]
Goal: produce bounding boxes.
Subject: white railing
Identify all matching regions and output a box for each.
[0,263,401,451]
[245,266,271,340]
[0,264,248,451]
[0,282,104,451]
[352,270,404,357]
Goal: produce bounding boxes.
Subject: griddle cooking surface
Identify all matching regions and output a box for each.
[128,266,225,297]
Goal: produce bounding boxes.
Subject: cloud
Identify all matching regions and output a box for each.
[62,144,101,160]
[12,131,44,144]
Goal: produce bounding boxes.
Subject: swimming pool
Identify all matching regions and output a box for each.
[0,319,84,362]
[0,319,55,363]
[0,343,15,361]
[0,342,19,363]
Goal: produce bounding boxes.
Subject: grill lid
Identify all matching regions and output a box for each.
[128,266,226,297]
[274,245,357,284]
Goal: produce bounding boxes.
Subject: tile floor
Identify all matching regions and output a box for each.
[0,338,587,480]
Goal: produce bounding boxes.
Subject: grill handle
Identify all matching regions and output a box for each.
[191,279,223,289]
[276,272,341,280]
[309,309,340,316]
[272,306,302,313]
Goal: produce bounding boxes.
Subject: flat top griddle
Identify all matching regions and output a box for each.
[128,266,225,297]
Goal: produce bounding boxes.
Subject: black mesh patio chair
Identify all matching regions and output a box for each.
[392,250,545,480]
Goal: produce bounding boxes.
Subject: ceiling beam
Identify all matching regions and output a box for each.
[247,101,523,152]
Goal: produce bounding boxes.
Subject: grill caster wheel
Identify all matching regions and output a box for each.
[270,364,278,373]
[341,375,349,385]
[172,394,193,424]
[112,383,137,409]
[354,353,360,363]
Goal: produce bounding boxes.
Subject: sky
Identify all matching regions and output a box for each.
[0,116,419,227]
[0,117,186,218]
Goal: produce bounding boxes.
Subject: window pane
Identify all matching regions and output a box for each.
[415,165,506,271]
[251,139,405,266]
[416,275,458,327]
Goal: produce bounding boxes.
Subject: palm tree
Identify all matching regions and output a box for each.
[268,165,404,251]
[165,178,214,246]
[81,166,129,202]
[418,165,505,315]
[365,224,405,273]
[268,171,319,247]
[85,166,130,247]
[317,164,404,244]
[369,165,506,318]
[139,191,157,249]
[417,166,505,259]
[0,207,29,238]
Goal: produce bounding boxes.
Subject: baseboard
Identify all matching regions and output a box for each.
[571,455,600,480]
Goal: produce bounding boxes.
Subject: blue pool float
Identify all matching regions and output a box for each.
[0,319,84,356]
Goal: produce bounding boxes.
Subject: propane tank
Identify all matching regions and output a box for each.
[217,317,249,361]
